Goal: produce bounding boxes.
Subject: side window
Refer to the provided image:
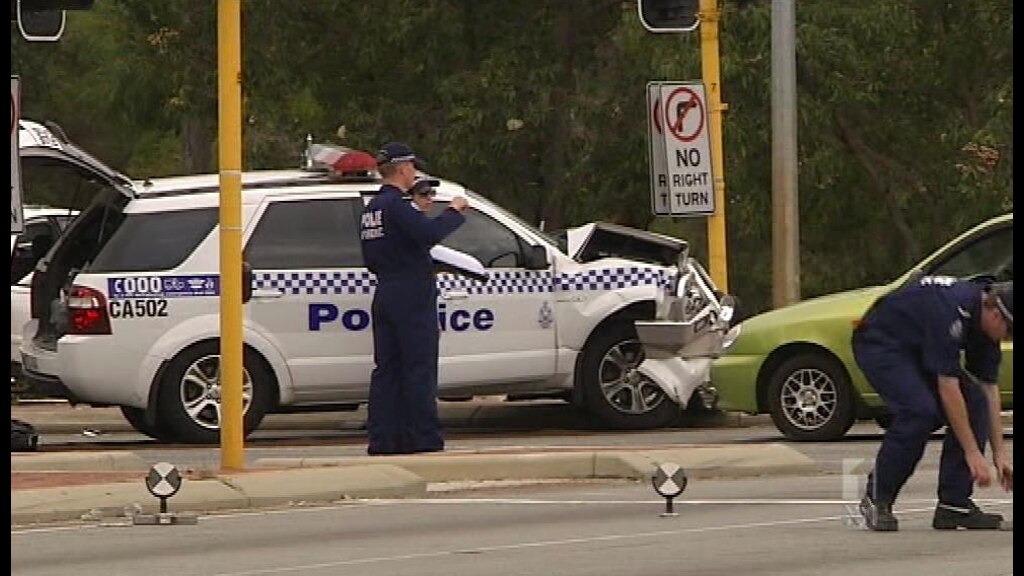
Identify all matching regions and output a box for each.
[11,220,59,284]
[89,208,218,272]
[246,198,363,269]
[432,202,523,268]
[928,225,1013,282]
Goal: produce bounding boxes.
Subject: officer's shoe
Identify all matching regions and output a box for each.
[859,494,899,532]
[932,501,1004,530]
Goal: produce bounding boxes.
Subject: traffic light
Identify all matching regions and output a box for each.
[638,0,700,33]
[13,0,94,42]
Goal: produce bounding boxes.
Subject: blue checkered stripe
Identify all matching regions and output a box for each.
[254,267,674,295]
[255,271,376,295]
[559,267,675,291]
[437,270,554,294]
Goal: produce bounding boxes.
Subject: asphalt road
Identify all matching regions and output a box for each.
[11,472,1013,576]
[12,403,1014,575]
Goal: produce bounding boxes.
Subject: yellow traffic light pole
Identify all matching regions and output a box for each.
[217,0,245,470]
[698,0,729,292]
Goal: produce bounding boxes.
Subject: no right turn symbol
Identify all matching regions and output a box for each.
[664,87,705,143]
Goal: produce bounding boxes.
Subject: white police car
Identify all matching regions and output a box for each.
[12,120,129,384]
[21,143,736,443]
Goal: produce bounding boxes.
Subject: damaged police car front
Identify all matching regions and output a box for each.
[21,145,736,443]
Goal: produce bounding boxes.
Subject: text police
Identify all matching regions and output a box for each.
[309,302,495,332]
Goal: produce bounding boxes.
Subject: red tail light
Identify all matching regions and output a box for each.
[68,285,112,335]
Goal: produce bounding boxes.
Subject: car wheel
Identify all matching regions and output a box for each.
[158,341,273,444]
[119,406,174,442]
[580,322,678,430]
[766,352,856,441]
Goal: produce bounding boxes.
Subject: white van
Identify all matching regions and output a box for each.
[21,144,736,443]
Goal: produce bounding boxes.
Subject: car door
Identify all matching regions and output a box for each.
[924,219,1013,400]
[243,194,372,402]
[430,203,558,387]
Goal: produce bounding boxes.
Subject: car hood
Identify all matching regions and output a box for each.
[732,285,890,348]
[562,222,687,267]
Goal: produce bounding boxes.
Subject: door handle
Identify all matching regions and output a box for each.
[441,290,469,300]
[252,288,284,299]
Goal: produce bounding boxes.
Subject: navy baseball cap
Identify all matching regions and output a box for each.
[375,142,425,169]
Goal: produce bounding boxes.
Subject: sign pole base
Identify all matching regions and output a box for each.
[132,512,198,526]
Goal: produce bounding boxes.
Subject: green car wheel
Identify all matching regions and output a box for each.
[766,352,857,441]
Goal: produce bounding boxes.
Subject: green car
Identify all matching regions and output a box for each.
[711,213,1013,441]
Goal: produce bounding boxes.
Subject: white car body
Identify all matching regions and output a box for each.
[21,145,734,442]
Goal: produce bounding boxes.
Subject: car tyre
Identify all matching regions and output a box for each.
[766,352,856,441]
[158,341,273,444]
[119,406,174,442]
[580,322,678,430]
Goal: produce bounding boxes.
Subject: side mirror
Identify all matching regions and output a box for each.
[522,244,549,270]
[242,261,253,304]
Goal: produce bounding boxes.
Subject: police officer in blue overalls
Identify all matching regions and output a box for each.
[359,142,468,455]
[853,277,1013,531]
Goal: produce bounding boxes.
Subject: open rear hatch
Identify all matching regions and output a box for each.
[18,121,136,349]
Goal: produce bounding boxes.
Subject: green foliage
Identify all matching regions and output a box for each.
[12,0,1012,314]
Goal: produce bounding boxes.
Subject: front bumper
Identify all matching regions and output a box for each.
[708,351,764,412]
[634,255,739,409]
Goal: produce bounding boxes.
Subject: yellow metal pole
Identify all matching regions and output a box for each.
[218,0,244,470]
[699,0,729,292]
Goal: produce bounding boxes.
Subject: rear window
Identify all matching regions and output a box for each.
[88,208,218,272]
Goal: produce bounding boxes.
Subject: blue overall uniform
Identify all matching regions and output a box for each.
[852,278,1001,508]
[360,184,465,455]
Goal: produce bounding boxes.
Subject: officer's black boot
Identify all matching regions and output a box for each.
[932,501,1004,530]
[859,493,899,532]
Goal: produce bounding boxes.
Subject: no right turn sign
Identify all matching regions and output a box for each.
[647,81,715,217]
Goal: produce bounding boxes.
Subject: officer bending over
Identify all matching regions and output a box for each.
[854,276,1013,531]
[359,142,468,455]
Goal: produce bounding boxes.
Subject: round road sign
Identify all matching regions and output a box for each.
[652,462,688,498]
[146,462,182,499]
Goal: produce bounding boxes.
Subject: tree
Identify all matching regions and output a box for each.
[10,0,1012,314]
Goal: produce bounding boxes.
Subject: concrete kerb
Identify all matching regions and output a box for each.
[11,444,816,526]
[254,443,819,483]
[11,480,248,526]
[218,464,427,508]
[11,451,150,472]
[11,464,427,526]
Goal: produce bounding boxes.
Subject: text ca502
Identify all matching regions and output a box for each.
[109,299,169,319]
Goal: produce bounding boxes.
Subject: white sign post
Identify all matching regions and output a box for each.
[11,76,24,234]
[647,81,715,217]
[646,83,671,215]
